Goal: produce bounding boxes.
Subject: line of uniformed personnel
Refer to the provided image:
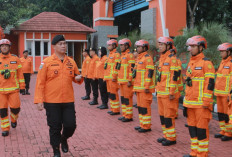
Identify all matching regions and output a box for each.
[81,36,232,157]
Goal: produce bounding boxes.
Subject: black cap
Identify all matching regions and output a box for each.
[99,46,107,57]
[23,50,29,54]
[52,35,65,45]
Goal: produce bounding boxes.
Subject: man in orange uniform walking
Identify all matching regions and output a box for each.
[214,43,232,141]
[87,48,99,105]
[81,49,91,100]
[104,39,121,115]
[170,46,183,119]
[183,36,215,157]
[20,50,33,95]
[133,40,155,133]
[96,47,108,109]
[117,38,135,122]
[156,37,179,146]
[34,35,83,157]
[0,39,25,137]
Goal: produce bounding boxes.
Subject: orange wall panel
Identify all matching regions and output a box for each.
[5,34,19,56]
[51,33,87,41]
[19,32,25,57]
[34,57,41,71]
[95,20,114,27]
[43,33,49,39]
[35,32,41,39]
[26,32,33,39]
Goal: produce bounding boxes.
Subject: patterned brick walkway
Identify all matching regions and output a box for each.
[0,74,231,157]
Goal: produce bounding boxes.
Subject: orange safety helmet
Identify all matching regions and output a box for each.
[135,40,150,50]
[217,43,232,51]
[186,35,207,49]
[0,39,11,46]
[170,46,177,54]
[118,38,132,47]
[107,39,118,47]
[158,37,174,46]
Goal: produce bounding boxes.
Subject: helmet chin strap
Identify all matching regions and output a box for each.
[192,46,202,56]
[223,51,230,59]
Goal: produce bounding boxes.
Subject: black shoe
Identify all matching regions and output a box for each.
[157,137,166,143]
[185,124,188,127]
[2,131,9,137]
[107,111,113,114]
[138,128,151,133]
[22,91,26,95]
[122,118,133,122]
[26,89,30,95]
[52,146,61,157]
[11,122,17,128]
[97,105,103,108]
[109,112,120,115]
[61,137,69,153]
[162,139,176,146]
[89,100,98,105]
[221,135,232,141]
[133,104,138,108]
[118,117,125,121]
[215,133,224,138]
[99,105,108,109]
[81,96,90,100]
[183,155,193,157]
[134,126,141,130]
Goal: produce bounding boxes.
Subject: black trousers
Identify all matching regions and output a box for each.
[44,102,76,147]
[90,79,99,99]
[84,78,91,97]
[98,78,108,105]
[23,73,31,89]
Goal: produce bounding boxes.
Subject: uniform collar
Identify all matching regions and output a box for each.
[52,53,68,62]
[0,53,11,58]
[91,54,98,59]
[121,49,130,55]
[190,52,204,61]
[222,56,231,63]
[138,51,148,60]
[160,50,171,61]
[109,49,117,54]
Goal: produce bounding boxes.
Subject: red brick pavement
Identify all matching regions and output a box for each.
[0,74,231,157]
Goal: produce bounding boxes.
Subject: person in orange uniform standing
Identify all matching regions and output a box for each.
[183,36,215,157]
[20,50,33,95]
[214,43,232,141]
[133,40,155,133]
[34,35,83,157]
[156,37,179,146]
[87,48,99,105]
[104,39,121,115]
[170,46,183,119]
[96,47,108,109]
[0,39,25,137]
[81,49,91,100]
[116,38,135,122]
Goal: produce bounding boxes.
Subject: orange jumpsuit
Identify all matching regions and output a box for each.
[175,58,183,118]
[96,55,107,79]
[214,56,232,137]
[34,54,83,104]
[0,53,25,131]
[117,49,135,119]
[156,51,179,142]
[20,57,33,74]
[104,49,121,113]
[183,53,215,157]
[81,55,91,78]
[87,55,99,80]
[133,51,155,130]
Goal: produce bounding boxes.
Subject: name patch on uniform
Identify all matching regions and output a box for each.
[138,62,143,64]
[10,61,17,64]
[224,66,230,69]
[163,63,169,66]
[195,67,202,70]
[122,57,127,59]
[51,64,59,66]
[110,57,113,59]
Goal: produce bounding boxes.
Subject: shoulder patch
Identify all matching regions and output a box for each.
[145,54,150,57]
[11,54,17,57]
[208,64,212,69]
[203,57,210,61]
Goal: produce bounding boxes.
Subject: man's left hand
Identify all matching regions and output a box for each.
[75,75,82,81]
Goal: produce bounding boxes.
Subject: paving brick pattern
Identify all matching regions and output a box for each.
[0,74,231,157]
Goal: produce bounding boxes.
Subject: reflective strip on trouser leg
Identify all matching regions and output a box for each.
[1,117,10,131]
[138,107,143,128]
[121,104,126,117]
[120,85,126,117]
[10,108,20,123]
[122,84,133,119]
[110,81,120,113]
[225,123,232,137]
[189,126,198,156]
[165,118,176,141]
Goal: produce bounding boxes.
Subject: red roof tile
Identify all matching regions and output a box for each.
[13,12,96,33]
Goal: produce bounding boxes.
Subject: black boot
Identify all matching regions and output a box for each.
[97,105,103,108]
[26,89,30,95]
[52,145,61,157]
[157,137,166,143]
[61,136,69,153]
[215,133,224,138]
[81,96,90,100]
[134,126,141,130]
[138,128,151,133]
[121,118,133,122]
[89,98,98,105]
[2,131,9,137]
[118,117,125,121]
[11,122,17,128]
[99,104,108,109]
[162,139,176,146]
[221,135,232,141]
